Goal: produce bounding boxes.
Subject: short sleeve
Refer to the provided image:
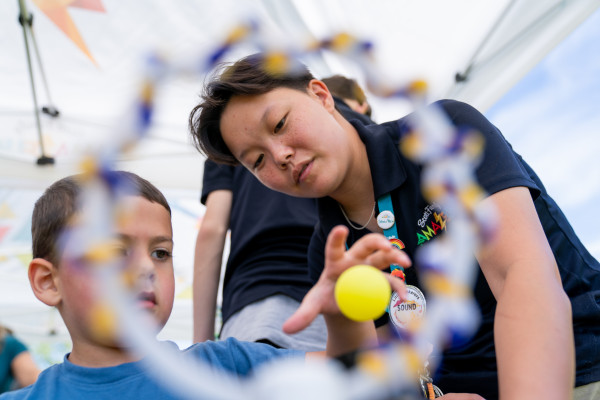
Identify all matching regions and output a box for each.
[4,336,28,360]
[201,160,235,204]
[437,99,540,198]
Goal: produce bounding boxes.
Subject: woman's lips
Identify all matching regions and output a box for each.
[296,160,312,184]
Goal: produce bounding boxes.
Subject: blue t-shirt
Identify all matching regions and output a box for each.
[308,99,600,400]
[201,160,318,324]
[0,336,28,393]
[0,338,302,400]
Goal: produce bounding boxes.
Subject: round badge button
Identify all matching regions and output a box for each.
[389,285,426,330]
[377,210,395,230]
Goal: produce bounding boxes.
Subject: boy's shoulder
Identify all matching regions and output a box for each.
[184,337,303,376]
[0,385,33,400]
[0,344,176,400]
[0,340,303,400]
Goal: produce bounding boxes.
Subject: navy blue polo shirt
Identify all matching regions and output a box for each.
[202,160,318,325]
[308,99,600,399]
[332,96,376,125]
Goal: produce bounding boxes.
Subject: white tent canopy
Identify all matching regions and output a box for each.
[1,0,597,190]
[1,0,598,360]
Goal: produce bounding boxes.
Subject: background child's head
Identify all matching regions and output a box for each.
[0,323,14,339]
[189,52,315,165]
[32,171,171,267]
[321,75,372,117]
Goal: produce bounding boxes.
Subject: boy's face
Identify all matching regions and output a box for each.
[220,80,354,199]
[57,196,175,346]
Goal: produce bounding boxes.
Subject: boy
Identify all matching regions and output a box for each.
[189,53,600,400]
[1,170,409,399]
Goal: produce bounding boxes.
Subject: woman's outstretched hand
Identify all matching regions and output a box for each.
[283,225,411,334]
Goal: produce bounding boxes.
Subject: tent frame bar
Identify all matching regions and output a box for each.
[17,0,56,165]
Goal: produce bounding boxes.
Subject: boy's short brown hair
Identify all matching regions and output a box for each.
[31,171,171,266]
[188,53,315,165]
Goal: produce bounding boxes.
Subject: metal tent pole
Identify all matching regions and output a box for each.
[17,0,55,165]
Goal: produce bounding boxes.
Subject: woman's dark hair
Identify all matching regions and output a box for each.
[188,53,315,165]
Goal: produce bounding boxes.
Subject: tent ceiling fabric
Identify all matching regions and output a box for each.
[1,0,597,191]
[1,0,598,352]
[446,0,600,110]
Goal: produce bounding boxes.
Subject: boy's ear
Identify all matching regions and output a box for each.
[28,258,61,307]
[308,79,336,113]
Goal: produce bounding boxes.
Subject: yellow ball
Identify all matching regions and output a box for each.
[335,264,391,322]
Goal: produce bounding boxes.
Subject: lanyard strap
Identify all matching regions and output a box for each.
[341,193,404,278]
[377,193,404,276]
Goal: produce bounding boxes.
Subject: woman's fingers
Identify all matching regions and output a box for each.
[282,288,324,334]
[323,225,350,265]
[386,273,407,300]
[363,245,411,271]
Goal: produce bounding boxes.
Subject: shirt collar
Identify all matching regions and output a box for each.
[60,341,179,385]
[350,119,409,198]
[316,118,411,232]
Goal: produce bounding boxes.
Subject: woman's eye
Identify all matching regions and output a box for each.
[274,116,286,133]
[152,249,172,260]
[253,154,264,169]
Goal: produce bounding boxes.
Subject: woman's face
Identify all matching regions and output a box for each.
[220,80,354,199]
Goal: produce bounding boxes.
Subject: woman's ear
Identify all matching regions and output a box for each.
[28,258,61,307]
[308,79,336,112]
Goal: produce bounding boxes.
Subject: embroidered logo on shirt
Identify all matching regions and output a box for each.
[416,204,448,246]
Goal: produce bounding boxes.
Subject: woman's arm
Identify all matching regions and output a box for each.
[477,186,574,399]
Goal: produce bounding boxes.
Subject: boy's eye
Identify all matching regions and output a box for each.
[253,154,264,169]
[115,246,130,258]
[274,116,286,133]
[152,249,172,260]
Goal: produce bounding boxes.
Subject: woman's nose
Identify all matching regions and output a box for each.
[273,143,293,169]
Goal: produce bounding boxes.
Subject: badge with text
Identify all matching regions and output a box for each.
[389,285,426,330]
[377,210,395,230]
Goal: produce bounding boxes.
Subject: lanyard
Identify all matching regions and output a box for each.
[376,193,405,280]
[378,195,437,397]
[340,193,405,281]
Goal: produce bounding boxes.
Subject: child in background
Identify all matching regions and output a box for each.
[189,53,600,400]
[0,325,40,394]
[321,74,374,124]
[0,170,410,400]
